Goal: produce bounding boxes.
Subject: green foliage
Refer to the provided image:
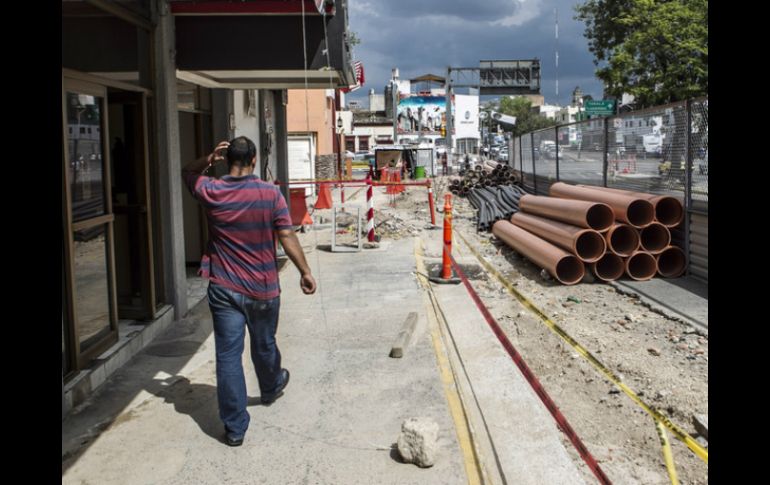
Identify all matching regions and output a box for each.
[348,31,361,48]
[575,0,707,107]
[497,97,557,137]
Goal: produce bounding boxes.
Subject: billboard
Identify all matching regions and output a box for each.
[455,94,480,139]
[397,95,446,135]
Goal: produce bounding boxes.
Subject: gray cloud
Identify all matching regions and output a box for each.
[376,0,520,22]
[347,0,604,107]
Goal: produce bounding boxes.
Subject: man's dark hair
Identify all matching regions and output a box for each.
[226,136,257,168]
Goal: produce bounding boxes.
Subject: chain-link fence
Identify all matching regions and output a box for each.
[512,97,708,205]
[689,97,708,203]
[511,97,708,281]
[519,134,534,192]
[532,128,557,194]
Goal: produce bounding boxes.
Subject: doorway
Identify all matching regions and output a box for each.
[107,89,157,321]
[63,74,158,377]
[62,78,118,373]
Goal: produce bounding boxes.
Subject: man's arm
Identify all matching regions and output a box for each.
[182,140,230,177]
[181,154,211,177]
[277,229,316,294]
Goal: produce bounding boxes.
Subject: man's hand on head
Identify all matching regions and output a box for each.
[208,141,230,165]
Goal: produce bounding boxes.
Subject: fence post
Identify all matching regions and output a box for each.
[555,126,560,182]
[603,117,609,187]
[684,99,693,276]
[530,132,537,193]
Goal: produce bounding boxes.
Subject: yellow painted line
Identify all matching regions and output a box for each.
[414,238,485,485]
[454,230,708,464]
[656,421,680,485]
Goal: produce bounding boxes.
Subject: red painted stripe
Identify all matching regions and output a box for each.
[449,253,612,485]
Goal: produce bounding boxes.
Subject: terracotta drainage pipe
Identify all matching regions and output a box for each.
[624,251,657,281]
[577,185,684,228]
[519,194,614,232]
[590,253,625,282]
[492,220,585,285]
[549,182,654,228]
[604,223,641,257]
[639,222,671,254]
[656,246,687,278]
[510,212,606,263]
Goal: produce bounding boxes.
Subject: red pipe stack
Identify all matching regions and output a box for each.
[492,182,686,284]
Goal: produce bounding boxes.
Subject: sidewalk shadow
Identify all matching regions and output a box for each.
[148,377,275,444]
[148,377,223,443]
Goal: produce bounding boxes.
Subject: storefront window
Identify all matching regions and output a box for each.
[73,225,112,350]
[67,93,106,222]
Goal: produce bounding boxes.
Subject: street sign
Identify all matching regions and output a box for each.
[584,100,615,116]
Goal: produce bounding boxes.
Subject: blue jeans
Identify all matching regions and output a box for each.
[207,283,283,437]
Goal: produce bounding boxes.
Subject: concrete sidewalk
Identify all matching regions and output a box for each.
[611,276,708,333]
[62,235,466,485]
[62,185,593,484]
[418,228,588,485]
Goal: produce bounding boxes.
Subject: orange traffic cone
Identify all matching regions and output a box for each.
[289,188,313,226]
[314,183,333,209]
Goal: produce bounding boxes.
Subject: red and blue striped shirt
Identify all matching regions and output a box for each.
[184,173,293,300]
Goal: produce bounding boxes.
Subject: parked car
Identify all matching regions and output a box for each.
[498,148,509,162]
[353,150,373,160]
[543,145,564,160]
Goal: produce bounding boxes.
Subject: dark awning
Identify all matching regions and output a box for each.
[172,0,354,89]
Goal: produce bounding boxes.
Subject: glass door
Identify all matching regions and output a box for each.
[108,89,156,320]
[62,78,118,369]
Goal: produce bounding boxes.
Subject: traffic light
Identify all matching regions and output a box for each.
[440,125,446,137]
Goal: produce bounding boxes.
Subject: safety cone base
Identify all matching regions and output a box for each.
[428,274,462,285]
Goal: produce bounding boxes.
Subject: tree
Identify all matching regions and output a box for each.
[575,0,707,108]
[498,97,557,137]
[348,31,361,48]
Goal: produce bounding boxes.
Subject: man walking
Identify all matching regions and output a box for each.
[182,137,316,447]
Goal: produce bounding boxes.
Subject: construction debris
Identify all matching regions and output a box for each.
[397,417,439,468]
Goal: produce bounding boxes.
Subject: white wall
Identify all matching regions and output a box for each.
[352,124,394,149]
[455,94,480,140]
[369,93,385,111]
[233,90,261,173]
[538,104,562,119]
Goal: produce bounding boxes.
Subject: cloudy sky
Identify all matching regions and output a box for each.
[346,0,604,107]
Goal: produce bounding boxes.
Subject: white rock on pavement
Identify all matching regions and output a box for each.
[397,417,439,468]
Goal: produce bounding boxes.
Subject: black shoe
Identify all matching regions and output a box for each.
[225,434,244,447]
[261,369,290,405]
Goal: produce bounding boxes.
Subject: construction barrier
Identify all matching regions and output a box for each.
[366,176,375,242]
[314,183,333,209]
[289,188,313,226]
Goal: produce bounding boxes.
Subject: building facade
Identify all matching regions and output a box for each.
[62,0,354,417]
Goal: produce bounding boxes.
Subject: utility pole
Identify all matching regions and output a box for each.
[334,89,342,177]
[445,66,453,167]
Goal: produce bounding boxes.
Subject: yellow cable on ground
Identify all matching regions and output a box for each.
[656,420,680,485]
[455,230,708,464]
[414,238,486,485]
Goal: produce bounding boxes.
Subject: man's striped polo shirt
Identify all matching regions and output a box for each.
[184,173,293,300]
